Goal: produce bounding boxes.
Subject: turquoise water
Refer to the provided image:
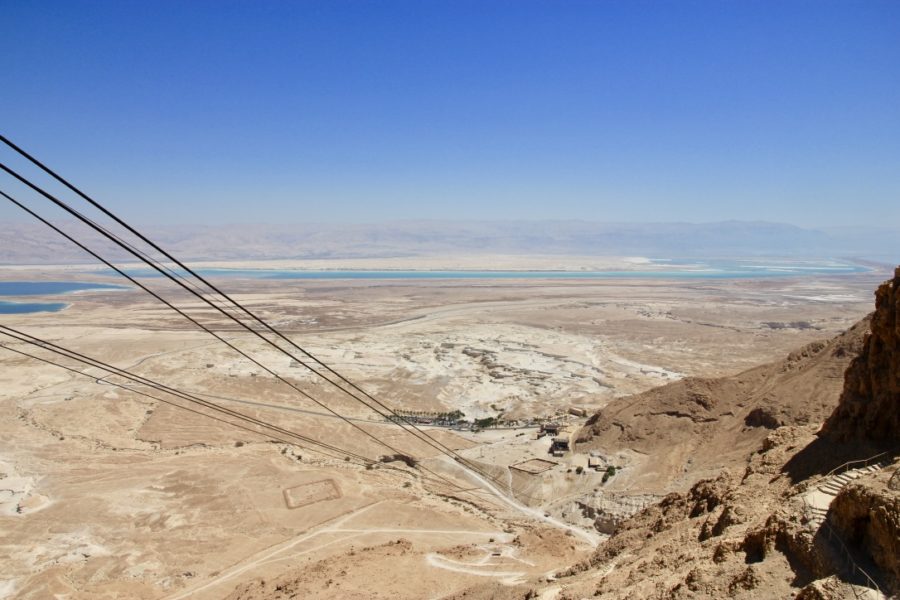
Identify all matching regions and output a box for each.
[0,260,867,315]
[0,261,867,314]
[0,281,126,315]
[0,282,126,296]
[0,300,68,314]
[103,259,867,280]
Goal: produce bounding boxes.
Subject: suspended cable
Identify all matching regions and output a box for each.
[0,169,510,493]
[0,138,534,499]
[0,190,507,501]
[0,134,498,467]
[0,188,421,463]
[0,327,370,464]
[0,326,499,497]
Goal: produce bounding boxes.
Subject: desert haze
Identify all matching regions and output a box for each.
[1,220,897,264]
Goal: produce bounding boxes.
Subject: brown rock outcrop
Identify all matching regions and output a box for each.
[576,318,869,492]
[822,267,900,443]
[571,427,824,600]
[828,467,900,592]
[549,272,900,599]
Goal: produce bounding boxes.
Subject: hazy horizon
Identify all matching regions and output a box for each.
[1,219,897,265]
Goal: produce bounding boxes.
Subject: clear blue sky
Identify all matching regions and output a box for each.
[2,0,898,227]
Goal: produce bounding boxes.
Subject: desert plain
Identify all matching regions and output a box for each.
[0,259,888,599]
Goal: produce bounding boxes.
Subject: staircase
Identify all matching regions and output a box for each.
[801,455,892,598]
[807,504,829,529]
[805,458,890,530]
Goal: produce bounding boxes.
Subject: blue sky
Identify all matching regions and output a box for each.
[1,0,898,227]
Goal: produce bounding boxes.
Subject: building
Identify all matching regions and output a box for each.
[539,423,561,437]
[550,435,570,456]
[588,456,605,471]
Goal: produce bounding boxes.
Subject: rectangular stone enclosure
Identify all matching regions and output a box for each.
[510,458,557,474]
[282,478,342,509]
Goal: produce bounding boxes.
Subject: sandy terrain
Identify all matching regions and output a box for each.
[0,264,886,598]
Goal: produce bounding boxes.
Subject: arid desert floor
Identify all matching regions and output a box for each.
[0,265,887,599]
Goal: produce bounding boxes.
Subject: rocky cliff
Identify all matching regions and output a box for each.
[829,468,900,593]
[547,426,856,600]
[821,267,900,443]
[529,269,900,600]
[575,318,869,494]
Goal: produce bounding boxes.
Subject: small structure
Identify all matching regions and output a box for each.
[568,406,587,417]
[539,423,561,438]
[588,456,605,471]
[550,435,570,457]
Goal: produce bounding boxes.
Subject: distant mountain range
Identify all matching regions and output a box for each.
[0,220,897,264]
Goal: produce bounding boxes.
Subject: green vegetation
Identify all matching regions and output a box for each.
[602,465,617,483]
[474,416,496,430]
[390,409,465,423]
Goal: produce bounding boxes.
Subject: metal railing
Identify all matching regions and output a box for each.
[801,495,884,598]
[799,450,892,498]
[823,451,890,480]
[819,518,883,598]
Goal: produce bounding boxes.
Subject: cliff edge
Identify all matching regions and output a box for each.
[822,267,900,443]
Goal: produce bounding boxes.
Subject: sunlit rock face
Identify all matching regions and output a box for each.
[822,266,900,443]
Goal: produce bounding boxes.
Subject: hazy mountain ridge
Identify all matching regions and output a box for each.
[1,220,896,264]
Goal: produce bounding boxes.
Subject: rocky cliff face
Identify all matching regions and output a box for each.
[552,426,842,600]
[535,270,900,600]
[829,467,900,593]
[574,318,869,494]
[822,267,900,443]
